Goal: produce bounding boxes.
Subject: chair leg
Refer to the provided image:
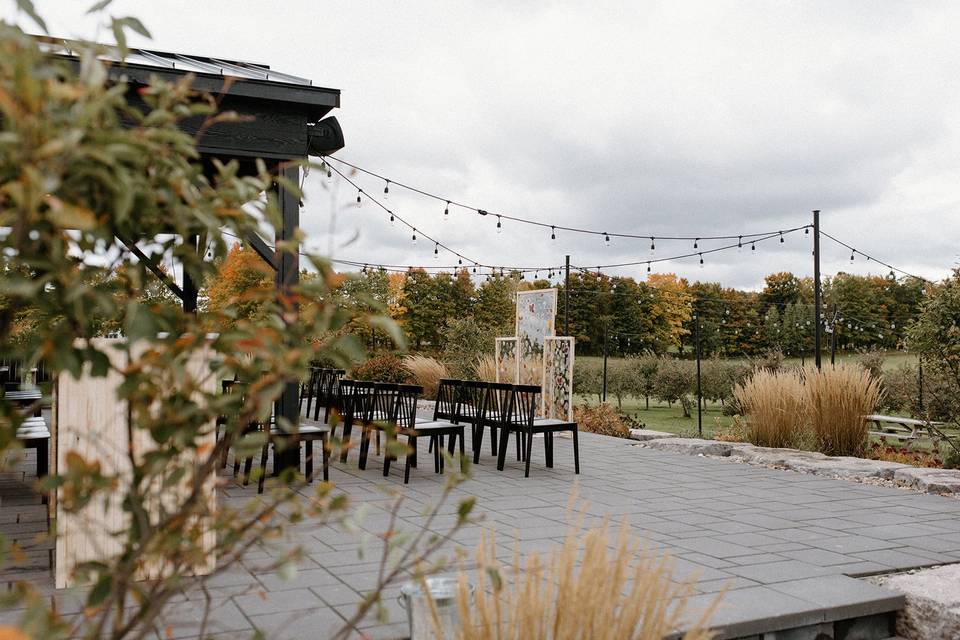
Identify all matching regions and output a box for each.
[404,436,416,484]
[545,432,554,468]
[496,428,510,471]
[257,444,269,493]
[36,440,48,478]
[458,427,466,472]
[321,433,330,482]
[243,455,254,486]
[339,418,353,463]
[376,430,381,457]
[516,429,522,461]
[305,440,313,483]
[524,430,534,478]
[382,431,393,477]
[473,421,484,464]
[358,427,371,470]
[490,425,497,456]
[572,428,580,474]
[433,435,441,473]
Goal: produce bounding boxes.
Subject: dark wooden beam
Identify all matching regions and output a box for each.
[273,164,302,474]
[116,236,185,301]
[182,234,199,313]
[245,233,278,271]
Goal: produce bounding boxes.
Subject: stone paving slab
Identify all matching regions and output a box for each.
[4,432,960,638]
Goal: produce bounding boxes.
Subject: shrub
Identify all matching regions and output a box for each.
[475,354,498,382]
[441,316,495,378]
[865,440,943,468]
[352,353,412,383]
[857,349,886,381]
[573,361,602,401]
[626,355,659,409]
[453,521,716,640]
[805,363,883,457]
[701,359,750,407]
[733,369,807,448]
[573,403,630,438]
[653,357,695,417]
[881,363,920,414]
[606,362,639,410]
[402,355,448,400]
[752,347,785,373]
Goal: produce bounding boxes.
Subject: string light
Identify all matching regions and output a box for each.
[412,229,417,245]
[434,242,439,258]
[694,238,699,249]
[605,232,611,244]
[646,262,651,273]
[850,250,855,262]
[551,226,556,241]
[496,215,502,234]
[650,237,656,253]
[779,231,785,243]
[751,242,756,251]
[356,190,362,206]
[699,253,704,268]
[444,201,450,221]
[737,236,742,252]
[383,179,390,198]
[389,211,394,225]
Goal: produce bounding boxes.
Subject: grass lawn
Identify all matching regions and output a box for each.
[575,394,735,438]
[579,350,918,372]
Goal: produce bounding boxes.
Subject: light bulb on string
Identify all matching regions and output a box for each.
[389,211,394,225]
[605,232,610,244]
[551,226,556,241]
[411,229,417,245]
[496,215,502,234]
[850,250,855,262]
[325,163,332,179]
[458,257,463,266]
[356,190,362,207]
[646,262,651,273]
[434,243,439,259]
[805,227,810,235]
[693,238,699,249]
[779,231,785,243]
[383,179,390,198]
[737,236,742,252]
[649,237,656,254]
[444,201,450,221]
[751,242,756,252]
[699,253,704,268]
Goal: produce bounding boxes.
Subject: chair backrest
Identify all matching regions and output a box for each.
[460,380,488,421]
[314,369,345,422]
[300,367,323,417]
[434,379,462,422]
[511,384,541,427]
[372,382,400,423]
[395,384,424,430]
[483,382,514,425]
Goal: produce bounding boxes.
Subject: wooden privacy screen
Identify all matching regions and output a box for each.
[55,338,217,589]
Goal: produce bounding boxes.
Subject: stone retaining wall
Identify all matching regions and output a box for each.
[633,436,960,495]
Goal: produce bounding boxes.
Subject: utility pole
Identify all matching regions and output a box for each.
[564,255,570,336]
[813,209,822,369]
[602,318,609,403]
[694,308,703,438]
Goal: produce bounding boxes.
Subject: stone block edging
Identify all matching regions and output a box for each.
[637,438,960,495]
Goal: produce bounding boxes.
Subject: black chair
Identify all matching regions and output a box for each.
[400,385,466,481]
[358,382,401,470]
[497,384,580,477]
[338,380,377,463]
[473,382,520,464]
[459,381,486,455]
[323,369,345,425]
[300,367,323,420]
[427,379,462,453]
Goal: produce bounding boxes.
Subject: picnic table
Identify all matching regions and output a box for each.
[866,413,950,446]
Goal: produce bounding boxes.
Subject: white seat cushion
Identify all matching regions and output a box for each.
[17,417,49,440]
[413,420,460,431]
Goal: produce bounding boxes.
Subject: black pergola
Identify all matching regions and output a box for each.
[52,41,345,469]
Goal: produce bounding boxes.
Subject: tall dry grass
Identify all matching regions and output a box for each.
[475,355,498,382]
[805,363,883,456]
[403,355,449,400]
[450,521,717,640]
[733,369,807,448]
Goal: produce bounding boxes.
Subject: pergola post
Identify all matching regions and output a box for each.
[182,233,200,313]
[272,164,302,473]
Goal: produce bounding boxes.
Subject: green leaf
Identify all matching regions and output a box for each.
[87,573,112,607]
[456,497,476,524]
[486,566,503,592]
[15,0,48,32]
[120,16,151,39]
[86,0,114,13]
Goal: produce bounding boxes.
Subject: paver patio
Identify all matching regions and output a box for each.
[3,431,960,638]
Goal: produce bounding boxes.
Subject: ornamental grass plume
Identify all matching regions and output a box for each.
[475,355,498,383]
[733,369,807,448]
[451,520,717,640]
[403,355,449,400]
[805,363,883,457]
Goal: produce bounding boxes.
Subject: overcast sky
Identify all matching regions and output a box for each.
[7,0,960,289]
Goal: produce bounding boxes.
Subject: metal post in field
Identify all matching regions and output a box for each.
[564,254,570,336]
[813,209,822,369]
[830,304,838,365]
[695,308,703,438]
[602,318,609,403]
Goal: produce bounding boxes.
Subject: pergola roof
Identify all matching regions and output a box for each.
[41,37,341,161]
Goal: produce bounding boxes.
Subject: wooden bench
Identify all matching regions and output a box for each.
[866,413,949,446]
